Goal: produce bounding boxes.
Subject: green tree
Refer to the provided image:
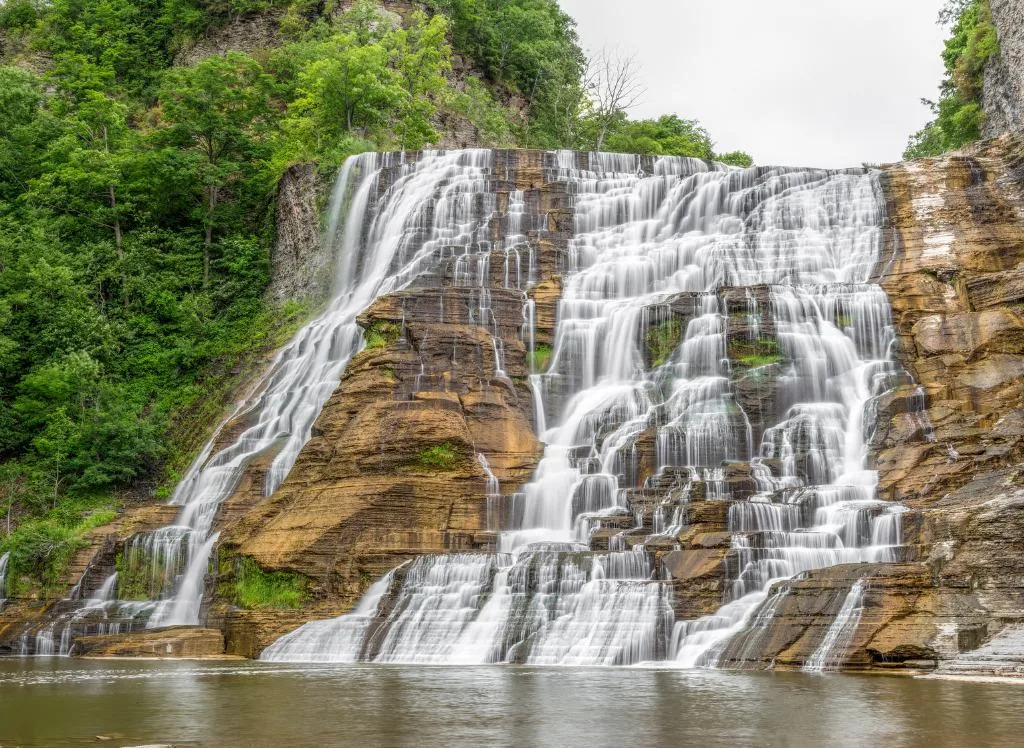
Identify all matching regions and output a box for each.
[904,0,999,159]
[717,151,754,168]
[603,115,716,159]
[30,92,134,260]
[155,52,275,286]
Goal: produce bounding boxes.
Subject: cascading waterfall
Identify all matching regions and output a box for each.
[263,150,907,668]
[24,149,507,654]
[803,579,866,672]
[0,551,9,609]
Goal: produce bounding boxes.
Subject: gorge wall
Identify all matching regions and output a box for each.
[984,0,1024,136]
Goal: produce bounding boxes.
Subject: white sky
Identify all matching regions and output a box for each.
[558,0,950,168]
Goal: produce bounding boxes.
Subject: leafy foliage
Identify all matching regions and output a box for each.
[417,443,461,470]
[425,0,587,148]
[225,555,309,610]
[905,0,999,159]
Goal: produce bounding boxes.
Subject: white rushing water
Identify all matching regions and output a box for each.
[0,551,9,609]
[804,579,866,672]
[263,151,908,667]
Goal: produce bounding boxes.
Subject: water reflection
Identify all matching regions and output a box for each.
[0,660,1021,747]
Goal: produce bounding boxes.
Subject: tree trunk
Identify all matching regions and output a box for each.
[108,185,123,260]
[204,184,218,288]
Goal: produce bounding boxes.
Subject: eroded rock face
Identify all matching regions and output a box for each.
[983,0,1024,137]
[210,151,571,655]
[268,164,329,306]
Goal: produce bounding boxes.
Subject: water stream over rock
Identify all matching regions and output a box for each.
[17,150,507,654]
[262,151,909,666]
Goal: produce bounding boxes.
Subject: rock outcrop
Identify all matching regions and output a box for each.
[983,0,1024,136]
[72,627,227,658]
[725,134,1024,674]
[268,164,330,305]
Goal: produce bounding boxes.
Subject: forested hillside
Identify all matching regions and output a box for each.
[0,0,749,593]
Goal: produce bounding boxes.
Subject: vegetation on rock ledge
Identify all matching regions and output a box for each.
[416,443,462,470]
[905,0,1000,159]
[646,319,682,368]
[223,555,309,610]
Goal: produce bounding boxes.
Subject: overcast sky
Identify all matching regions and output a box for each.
[558,0,949,168]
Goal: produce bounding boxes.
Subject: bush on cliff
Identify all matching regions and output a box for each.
[905,0,1000,159]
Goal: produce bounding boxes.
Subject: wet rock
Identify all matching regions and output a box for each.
[72,628,226,658]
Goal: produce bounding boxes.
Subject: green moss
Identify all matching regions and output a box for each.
[646,319,682,368]
[226,556,309,610]
[731,337,783,369]
[530,343,553,372]
[364,320,401,350]
[115,548,156,601]
[417,442,461,470]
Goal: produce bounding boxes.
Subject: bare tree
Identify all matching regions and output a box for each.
[586,48,646,151]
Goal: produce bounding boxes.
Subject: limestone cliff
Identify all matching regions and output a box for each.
[712,134,1024,675]
[983,0,1024,136]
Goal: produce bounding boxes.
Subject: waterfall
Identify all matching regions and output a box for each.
[0,551,9,609]
[22,150,504,653]
[142,149,499,628]
[804,579,866,672]
[263,150,907,667]
[260,570,398,663]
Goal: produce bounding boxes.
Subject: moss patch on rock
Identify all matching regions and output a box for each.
[530,343,552,372]
[646,319,682,368]
[364,320,402,349]
[729,337,783,369]
[222,555,309,610]
[416,442,461,470]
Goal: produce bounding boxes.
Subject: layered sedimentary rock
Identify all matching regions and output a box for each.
[721,135,1024,674]
[72,627,227,659]
[210,151,571,657]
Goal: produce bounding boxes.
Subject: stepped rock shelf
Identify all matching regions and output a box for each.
[3,140,1024,675]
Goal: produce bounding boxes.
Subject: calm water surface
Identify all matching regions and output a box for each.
[0,659,1021,747]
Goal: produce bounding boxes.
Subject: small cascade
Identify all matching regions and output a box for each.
[260,571,397,663]
[804,579,866,672]
[265,547,670,666]
[21,571,155,656]
[264,150,911,668]
[0,551,9,609]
